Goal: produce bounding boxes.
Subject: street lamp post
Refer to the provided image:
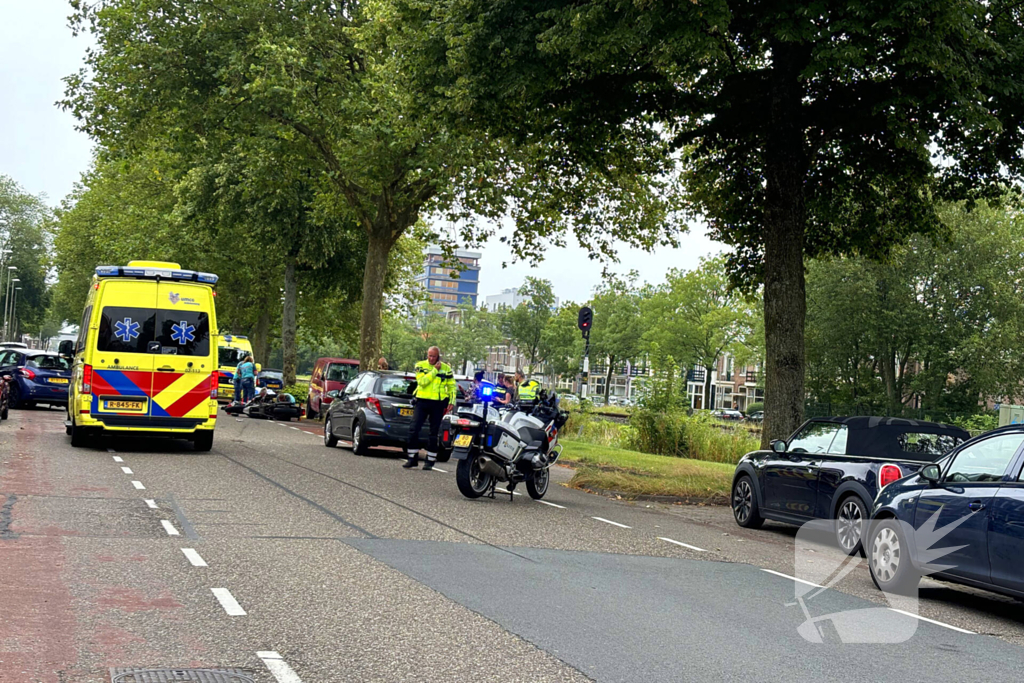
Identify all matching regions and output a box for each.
[3,270,18,341]
[11,287,21,342]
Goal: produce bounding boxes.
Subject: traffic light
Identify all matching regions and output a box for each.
[578,306,593,334]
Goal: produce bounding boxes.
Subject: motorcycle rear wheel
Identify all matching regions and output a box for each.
[456,454,493,499]
[526,467,549,499]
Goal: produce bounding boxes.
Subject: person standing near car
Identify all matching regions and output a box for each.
[238,355,257,403]
[404,346,456,470]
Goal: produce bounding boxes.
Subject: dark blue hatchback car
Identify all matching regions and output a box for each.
[0,349,72,409]
[869,425,1024,598]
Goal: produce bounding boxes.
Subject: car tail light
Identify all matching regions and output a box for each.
[210,372,219,399]
[366,396,382,415]
[82,364,93,394]
[879,464,903,489]
[18,368,35,380]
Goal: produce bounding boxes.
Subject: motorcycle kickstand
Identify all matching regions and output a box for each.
[507,483,516,503]
[486,478,497,499]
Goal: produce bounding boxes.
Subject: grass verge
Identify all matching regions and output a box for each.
[558,439,734,503]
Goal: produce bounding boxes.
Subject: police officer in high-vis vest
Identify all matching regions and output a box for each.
[515,369,540,405]
[404,346,457,470]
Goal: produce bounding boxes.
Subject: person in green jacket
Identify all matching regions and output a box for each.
[515,369,540,405]
[404,346,457,470]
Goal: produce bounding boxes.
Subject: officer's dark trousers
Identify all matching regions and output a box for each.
[406,398,447,460]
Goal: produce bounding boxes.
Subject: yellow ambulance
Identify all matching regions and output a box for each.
[64,261,220,450]
[216,334,254,402]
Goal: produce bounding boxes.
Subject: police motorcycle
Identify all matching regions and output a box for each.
[450,384,568,500]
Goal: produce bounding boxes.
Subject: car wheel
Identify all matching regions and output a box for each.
[306,398,317,420]
[351,420,369,455]
[1,400,8,421]
[732,475,764,529]
[324,417,338,448]
[8,384,21,409]
[192,430,214,452]
[836,495,868,556]
[868,518,920,596]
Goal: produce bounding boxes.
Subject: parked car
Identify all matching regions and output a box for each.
[731,416,970,555]
[307,357,360,419]
[0,372,10,421]
[322,371,434,456]
[712,409,745,421]
[0,349,72,409]
[258,369,285,391]
[0,341,28,350]
[746,411,764,424]
[868,425,1024,598]
[245,390,303,421]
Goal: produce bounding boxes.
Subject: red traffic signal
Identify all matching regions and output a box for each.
[578,306,593,332]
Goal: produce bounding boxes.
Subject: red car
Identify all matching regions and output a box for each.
[306,357,360,418]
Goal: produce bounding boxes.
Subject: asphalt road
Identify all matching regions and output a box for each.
[3,407,1024,682]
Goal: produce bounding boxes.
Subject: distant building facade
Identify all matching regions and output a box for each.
[483,288,560,313]
[685,353,764,411]
[414,246,482,311]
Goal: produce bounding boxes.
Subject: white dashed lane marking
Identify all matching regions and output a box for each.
[431,467,448,473]
[211,588,247,616]
[112,455,123,463]
[592,517,631,529]
[144,499,158,509]
[888,608,974,634]
[536,500,566,509]
[121,466,133,475]
[258,651,303,683]
[106,448,116,453]
[131,481,145,490]
[161,520,180,536]
[659,537,707,552]
[181,548,208,567]
[760,568,823,588]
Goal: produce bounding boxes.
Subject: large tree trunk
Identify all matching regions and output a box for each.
[761,43,810,449]
[359,228,395,370]
[282,256,298,386]
[605,354,616,405]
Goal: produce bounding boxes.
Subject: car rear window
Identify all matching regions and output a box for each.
[379,376,415,397]
[27,355,71,371]
[898,432,965,458]
[326,363,359,382]
[98,306,210,356]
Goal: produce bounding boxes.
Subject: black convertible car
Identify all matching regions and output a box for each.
[732,416,970,554]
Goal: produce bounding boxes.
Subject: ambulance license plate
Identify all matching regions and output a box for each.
[399,408,414,417]
[47,377,69,384]
[105,400,145,411]
[454,434,473,447]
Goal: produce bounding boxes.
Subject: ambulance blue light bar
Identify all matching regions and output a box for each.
[95,265,219,284]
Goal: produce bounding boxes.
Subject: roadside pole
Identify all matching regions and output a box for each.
[578,306,592,400]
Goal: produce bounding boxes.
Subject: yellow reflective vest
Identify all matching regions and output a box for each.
[518,379,540,401]
[414,360,457,403]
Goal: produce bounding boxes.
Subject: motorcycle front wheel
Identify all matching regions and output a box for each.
[526,467,549,499]
[456,454,493,499]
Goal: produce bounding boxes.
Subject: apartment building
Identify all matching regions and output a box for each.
[685,353,764,411]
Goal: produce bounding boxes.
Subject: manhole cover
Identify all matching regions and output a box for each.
[110,668,255,683]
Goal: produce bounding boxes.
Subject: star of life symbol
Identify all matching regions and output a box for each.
[114,318,140,343]
[790,506,973,644]
[171,320,195,345]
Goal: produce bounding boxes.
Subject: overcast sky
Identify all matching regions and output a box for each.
[1,2,726,302]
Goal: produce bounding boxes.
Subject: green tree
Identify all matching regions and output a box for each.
[1,175,53,339]
[437,304,501,375]
[539,303,584,386]
[644,256,757,409]
[64,0,678,372]
[500,278,556,374]
[588,276,644,405]
[406,0,1024,444]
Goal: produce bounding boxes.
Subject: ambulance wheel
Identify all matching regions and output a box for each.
[69,420,92,448]
[192,430,214,452]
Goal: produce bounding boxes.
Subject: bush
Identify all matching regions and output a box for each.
[627,409,760,464]
[283,383,309,403]
[951,412,998,433]
[564,408,633,449]
[745,402,764,414]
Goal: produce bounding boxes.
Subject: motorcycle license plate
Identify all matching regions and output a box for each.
[454,434,473,447]
[399,408,413,417]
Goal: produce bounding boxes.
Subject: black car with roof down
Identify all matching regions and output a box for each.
[731,416,970,555]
